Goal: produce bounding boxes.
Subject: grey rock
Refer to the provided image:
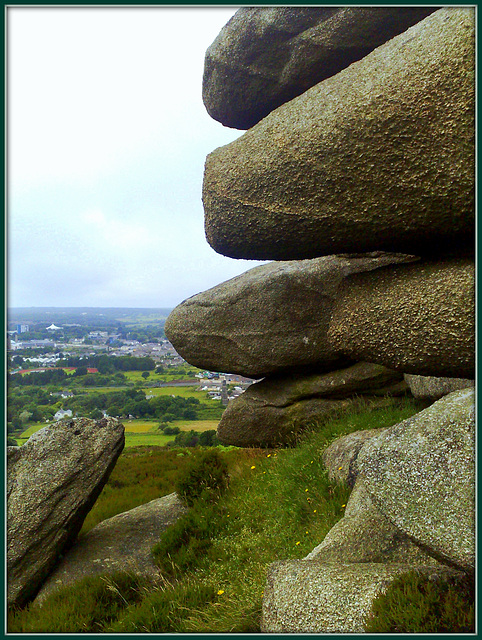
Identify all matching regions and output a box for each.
[322,427,387,487]
[261,561,460,633]
[166,256,474,380]
[203,6,436,129]
[217,362,403,447]
[165,252,417,378]
[203,8,475,261]
[329,258,475,379]
[305,479,435,565]
[357,388,475,573]
[7,417,125,608]
[35,493,187,604]
[218,395,352,448]
[404,373,474,400]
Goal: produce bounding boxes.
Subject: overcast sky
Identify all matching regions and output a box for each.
[7,6,267,309]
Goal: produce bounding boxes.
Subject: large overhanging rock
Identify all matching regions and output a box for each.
[203,6,436,129]
[165,252,416,378]
[7,417,125,608]
[328,258,474,379]
[34,493,187,604]
[356,388,475,574]
[203,8,474,261]
[217,362,404,447]
[166,256,473,380]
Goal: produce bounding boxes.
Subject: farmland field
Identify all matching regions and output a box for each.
[15,417,220,448]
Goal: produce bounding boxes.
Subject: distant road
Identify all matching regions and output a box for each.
[10,367,98,375]
[160,380,198,387]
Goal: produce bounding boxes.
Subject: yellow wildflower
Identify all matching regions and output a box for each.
[295,541,301,545]
[251,465,256,470]
[217,590,224,595]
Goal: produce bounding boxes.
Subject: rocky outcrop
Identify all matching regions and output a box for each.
[166,256,474,379]
[217,363,404,447]
[203,8,474,261]
[328,258,474,379]
[35,493,187,604]
[357,388,475,574]
[305,479,435,565]
[203,7,436,129]
[163,7,476,633]
[7,417,125,608]
[404,374,474,401]
[261,562,461,633]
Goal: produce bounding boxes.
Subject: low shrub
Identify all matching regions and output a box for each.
[152,502,227,577]
[161,425,180,435]
[175,448,229,506]
[365,571,475,633]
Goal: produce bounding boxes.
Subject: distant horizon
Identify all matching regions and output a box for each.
[8,306,175,310]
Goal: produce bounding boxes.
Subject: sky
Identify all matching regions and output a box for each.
[7,6,267,309]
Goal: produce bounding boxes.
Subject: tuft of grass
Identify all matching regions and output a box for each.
[7,573,148,633]
[365,571,475,633]
[106,580,217,633]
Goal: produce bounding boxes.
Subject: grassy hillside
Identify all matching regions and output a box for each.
[9,397,473,634]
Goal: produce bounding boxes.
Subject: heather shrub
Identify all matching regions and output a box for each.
[175,448,229,506]
[365,571,475,633]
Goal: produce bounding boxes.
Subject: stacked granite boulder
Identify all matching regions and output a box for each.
[166,7,475,633]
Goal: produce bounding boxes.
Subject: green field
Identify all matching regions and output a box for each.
[15,416,220,448]
[124,433,173,447]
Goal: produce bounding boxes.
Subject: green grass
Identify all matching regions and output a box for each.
[124,433,173,447]
[79,447,198,534]
[10,397,450,634]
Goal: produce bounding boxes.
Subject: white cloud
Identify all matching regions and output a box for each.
[7,6,271,309]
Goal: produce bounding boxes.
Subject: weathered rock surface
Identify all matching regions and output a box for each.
[203,6,436,129]
[261,562,460,633]
[328,258,475,379]
[218,396,352,448]
[203,8,475,261]
[322,427,386,487]
[306,479,435,565]
[356,388,475,573]
[7,417,125,608]
[404,373,474,401]
[35,493,187,604]
[166,256,474,380]
[217,362,403,447]
[165,252,417,378]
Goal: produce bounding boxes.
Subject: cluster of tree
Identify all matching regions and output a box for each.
[9,369,69,387]
[57,355,156,373]
[167,429,220,448]
[8,386,60,430]
[8,368,128,389]
[63,389,202,422]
